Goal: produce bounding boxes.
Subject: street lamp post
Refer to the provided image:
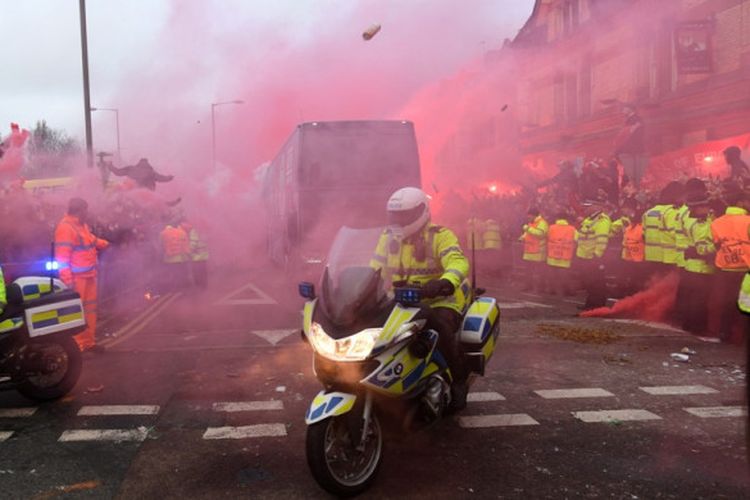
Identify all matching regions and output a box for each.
[78,0,93,168]
[211,100,244,170]
[91,107,120,165]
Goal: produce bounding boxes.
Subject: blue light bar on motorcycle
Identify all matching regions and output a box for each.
[394,287,421,306]
[45,260,60,271]
[299,281,316,299]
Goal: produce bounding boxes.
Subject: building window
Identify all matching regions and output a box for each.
[579,57,592,116]
[553,73,565,122]
[565,74,578,122]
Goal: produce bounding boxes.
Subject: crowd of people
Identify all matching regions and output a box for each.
[461,145,750,345]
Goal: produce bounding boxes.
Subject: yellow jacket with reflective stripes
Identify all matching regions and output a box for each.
[0,265,6,314]
[520,216,549,262]
[684,217,716,275]
[576,212,611,260]
[483,219,502,250]
[674,205,690,267]
[662,205,682,265]
[738,273,750,313]
[467,218,485,250]
[188,228,209,262]
[642,204,668,263]
[370,224,470,314]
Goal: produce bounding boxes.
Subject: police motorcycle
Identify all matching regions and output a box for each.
[0,273,84,401]
[299,227,500,496]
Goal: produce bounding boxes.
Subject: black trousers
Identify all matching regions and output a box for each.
[679,270,711,334]
[576,258,608,309]
[429,307,466,383]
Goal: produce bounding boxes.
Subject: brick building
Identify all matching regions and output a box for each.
[513,0,750,186]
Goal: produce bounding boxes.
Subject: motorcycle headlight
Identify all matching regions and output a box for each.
[309,322,382,361]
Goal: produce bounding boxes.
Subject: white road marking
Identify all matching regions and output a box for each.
[77,405,160,416]
[639,385,718,396]
[573,409,662,423]
[458,414,539,428]
[252,329,296,346]
[0,408,37,418]
[467,391,506,402]
[0,431,13,442]
[684,406,748,418]
[203,423,288,440]
[212,401,284,412]
[215,283,278,306]
[58,428,149,442]
[535,388,615,399]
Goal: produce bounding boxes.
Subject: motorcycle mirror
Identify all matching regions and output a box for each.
[299,282,316,299]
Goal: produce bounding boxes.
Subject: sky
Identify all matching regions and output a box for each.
[0,0,534,167]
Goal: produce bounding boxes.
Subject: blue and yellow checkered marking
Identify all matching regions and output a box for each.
[31,305,84,329]
[22,283,54,301]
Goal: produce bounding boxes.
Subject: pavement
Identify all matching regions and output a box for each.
[0,267,748,499]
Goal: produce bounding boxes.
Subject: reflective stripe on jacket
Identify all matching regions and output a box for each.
[576,212,611,260]
[711,207,750,271]
[738,272,750,313]
[371,224,470,314]
[54,214,109,278]
[684,218,716,275]
[674,205,690,267]
[661,205,681,265]
[546,219,576,268]
[642,204,668,263]
[482,219,501,250]
[0,265,6,313]
[160,225,191,263]
[521,216,548,262]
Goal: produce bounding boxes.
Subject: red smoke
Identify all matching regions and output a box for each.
[580,272,679,322]
[0,123,30,178]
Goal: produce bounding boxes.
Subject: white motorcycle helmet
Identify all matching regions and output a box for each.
[386,187,430,239]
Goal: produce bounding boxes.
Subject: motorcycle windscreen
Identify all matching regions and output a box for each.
[319,226,389,332]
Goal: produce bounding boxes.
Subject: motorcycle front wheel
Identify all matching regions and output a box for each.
[306,412,383,497]
[17,336,82,401]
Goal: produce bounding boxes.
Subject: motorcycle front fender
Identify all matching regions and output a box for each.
[305,390,357,425]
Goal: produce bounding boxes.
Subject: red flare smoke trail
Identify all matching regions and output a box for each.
[580,272,679,323]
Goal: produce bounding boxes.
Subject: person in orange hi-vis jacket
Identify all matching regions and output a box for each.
[54,198,110,353]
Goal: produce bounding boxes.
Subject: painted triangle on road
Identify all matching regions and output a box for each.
[215,282,278,306]
[252,329,297,346]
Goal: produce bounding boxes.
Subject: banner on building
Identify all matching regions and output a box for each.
[674,20,713,74]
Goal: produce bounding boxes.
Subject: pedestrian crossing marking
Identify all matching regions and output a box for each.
[458,414,539,428]
[213,401,284,412]
[496,301,554,310]
[251,329,296,346]
[639,385,718,396]
[77,405,161,416]
[0,408,37,418]
[203,423,287,440]
[573,409,662,423]
[467,391,506,402]
[535,388,615,399]
[684,406,747,418]
[216,283,278,306]
[59,429,149,442]
[0,431,13,442]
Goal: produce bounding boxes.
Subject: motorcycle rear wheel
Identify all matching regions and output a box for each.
[306,413,383,497]
[17,336,82,401]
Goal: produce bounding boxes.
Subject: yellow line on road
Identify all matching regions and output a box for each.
[100,292,181,348]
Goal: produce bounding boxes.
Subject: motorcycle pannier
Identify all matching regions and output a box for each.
[23,290,86,339]
[460,297,499,346]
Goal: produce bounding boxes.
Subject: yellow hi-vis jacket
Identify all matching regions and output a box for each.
[684,217,716,275]
[520,216,548,262]
[662,205,683,265]
[674,205,690,267]
[642,204,669,263]
[738,272,750,313]
[370,224,471,315]
[576,212,611,260]
[466,218,485,250]
[0,265,6,315]
[188,228,209,262]
[483,219,502,250]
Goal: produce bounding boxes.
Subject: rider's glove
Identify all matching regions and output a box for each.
[422,279,455,298]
